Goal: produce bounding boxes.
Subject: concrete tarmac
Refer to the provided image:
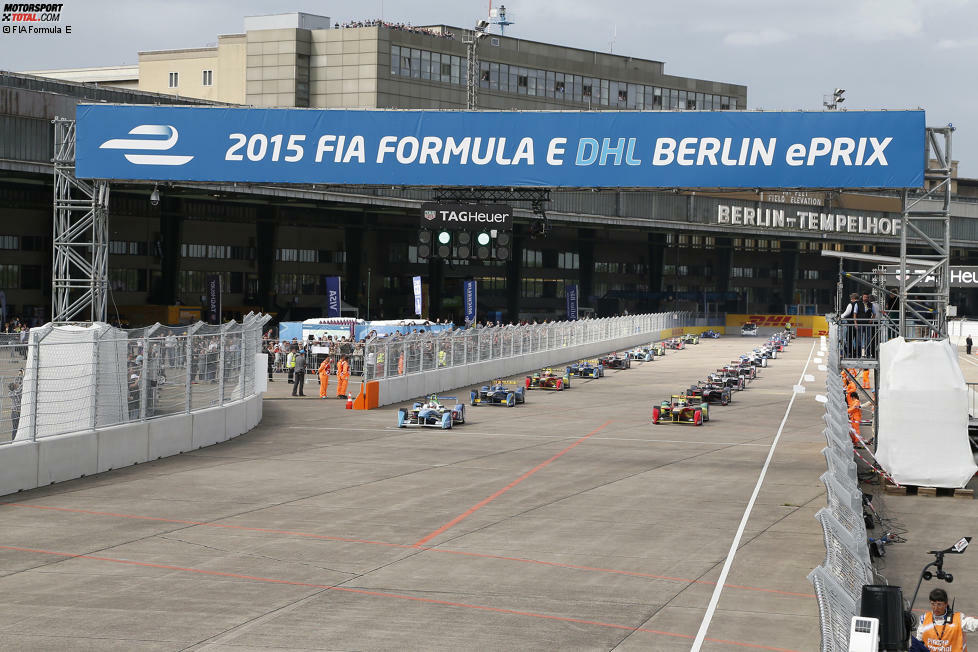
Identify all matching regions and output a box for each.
[0,334,945,651]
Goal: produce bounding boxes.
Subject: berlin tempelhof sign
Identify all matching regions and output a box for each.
[716,204,902,236]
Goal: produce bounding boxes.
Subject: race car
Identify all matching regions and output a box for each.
[470,381,526,407]
[648,342,666,357]
[652,396,709,425]
[709,370,746,391]
[567,359,604,378]
[626,347,655,362]
[741,322,758,336]
[599,353,632,369]
[739,353,767,370]
[702,330,722,339]
[681,333,700,345]
[397,395,466,429]
[526,368,571,390]
[663,338,685,350]
[686,382,732,406]
[729,360,758,380]
[754,345,777,360]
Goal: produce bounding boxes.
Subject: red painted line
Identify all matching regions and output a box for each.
[0,503,815,599]
[412,419,614,547]
[0,544,802,652]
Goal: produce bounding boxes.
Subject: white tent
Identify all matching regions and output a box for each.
[876,337,978,487]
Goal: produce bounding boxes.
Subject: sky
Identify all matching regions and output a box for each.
[2,0,976,177]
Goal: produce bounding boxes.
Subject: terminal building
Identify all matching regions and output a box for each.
[5,13,978,326]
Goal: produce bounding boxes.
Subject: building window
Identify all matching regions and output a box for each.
[0,235,19,249]
[521,278,543,298]
[558,252,579,269]
[168,72,178,88]
[523,249,542,267]
[202,70,213,86]
[277,248,298,262]
[0,264,19,288]
[109,268,146,292]
[731,267,754,278]
[298,249,318,263]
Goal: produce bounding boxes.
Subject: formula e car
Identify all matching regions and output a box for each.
[526,368,571,390]
[663,338,685,350]
[567,359,604,378]
[702,330,722,339]
[681,333,700,345]
[652,396,709,425]
[397,395,466,429]
[741,322,758,336]
[599,353,632,369]
[626,347,655,362]
[686,382,732,406]
[729,360,758,380]
[470,381,526,407]
[709,370,747,391]
[649,342,666,357]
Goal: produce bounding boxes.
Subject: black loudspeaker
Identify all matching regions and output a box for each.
[861,585,907,651]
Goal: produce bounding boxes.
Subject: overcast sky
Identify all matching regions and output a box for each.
[3,0,976,177]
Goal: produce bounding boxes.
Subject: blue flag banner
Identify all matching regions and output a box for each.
[566,284,579,321]
[463,280,477,325]
[76,106,925,189]
[205,274,222,325]
[413,275,422,317]
[325,276,342,317]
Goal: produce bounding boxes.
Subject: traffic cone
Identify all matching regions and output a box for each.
[346,394,353,409]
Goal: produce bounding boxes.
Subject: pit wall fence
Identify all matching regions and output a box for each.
[807,323,880,652]
[359,313,698,408]
[0,313,271,498]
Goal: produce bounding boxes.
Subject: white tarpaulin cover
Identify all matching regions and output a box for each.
[16,323,128,440]
[876,337,978,487]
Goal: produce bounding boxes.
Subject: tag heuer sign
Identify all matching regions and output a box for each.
[421,203,512,230]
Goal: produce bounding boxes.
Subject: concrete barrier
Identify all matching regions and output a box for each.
[0,441,39,495]
[193,406,229,449]
[246,395,260,430]
[97,422,149,473]
[149,414,193,459]
[225,400,246,440]
[37,430,98,485]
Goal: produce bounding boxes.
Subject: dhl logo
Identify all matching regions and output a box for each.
[746,315,794,326]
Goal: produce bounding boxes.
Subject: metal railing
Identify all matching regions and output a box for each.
[360,312,692,382]
[834,313,942,364]
[809,323,879,652]
[1,313,270,445]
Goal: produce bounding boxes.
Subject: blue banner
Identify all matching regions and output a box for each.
[325,276,341,317]
[566,284,579,321]
[463,280,477,325]
[413,275,422,317]
[75,106,925,189]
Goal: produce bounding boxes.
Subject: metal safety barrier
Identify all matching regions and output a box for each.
[808,322,879,652]
[1,312,271,444]
[360,312,693,382]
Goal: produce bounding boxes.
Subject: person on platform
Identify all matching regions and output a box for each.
[336,355,351,399]
[838,293,860,357]
[914,588,978,652]
[318,355,331,399]
[291,348,306,397]
[967,335,973,355]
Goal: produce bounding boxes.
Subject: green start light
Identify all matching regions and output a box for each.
[437,231,452,245]
[476,232,491,246]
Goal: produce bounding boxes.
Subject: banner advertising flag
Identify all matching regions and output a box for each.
[463,280,478,325]
[205,274,222,325]
[566,284,579,321]
[413,275,422,316]
[325,276,342,317]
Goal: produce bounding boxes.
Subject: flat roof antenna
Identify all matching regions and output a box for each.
[489,3,514,36]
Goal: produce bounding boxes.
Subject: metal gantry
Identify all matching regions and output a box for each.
[52,117,110,323]
[464,30,480,110]
[898,126,953,339]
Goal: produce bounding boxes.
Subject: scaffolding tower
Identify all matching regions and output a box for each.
[52,117,110,323]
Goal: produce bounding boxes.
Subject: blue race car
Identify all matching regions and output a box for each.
[567,359,605,378]
[626,347,655,361]
[702,330,722,339]
[397,395,466,429]
[471,381,526,407]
